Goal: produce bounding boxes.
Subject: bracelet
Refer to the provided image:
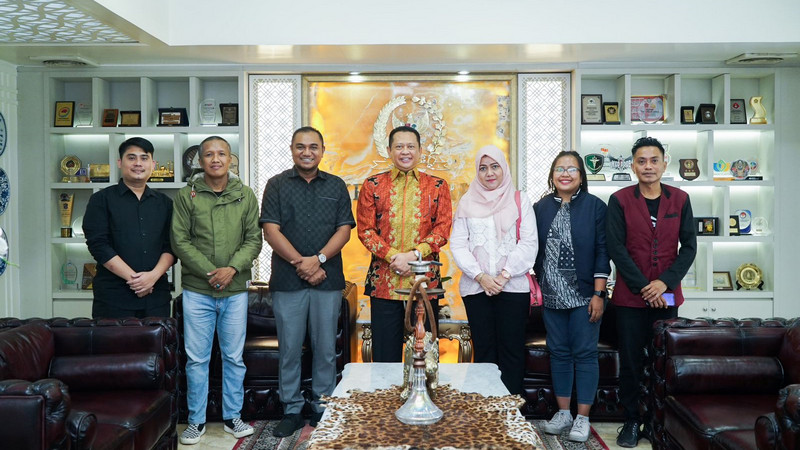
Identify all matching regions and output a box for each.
[476,273,484,283]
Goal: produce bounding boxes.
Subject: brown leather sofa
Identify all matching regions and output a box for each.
[173,281,358,421]
[520,302,622,420]
[645,317,800,450]
[0,317,179,450]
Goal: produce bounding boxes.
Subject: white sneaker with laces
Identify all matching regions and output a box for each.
[568,415,591,442]
[224,417,254,439]
[542,410,573,435]
[180,423,205,445]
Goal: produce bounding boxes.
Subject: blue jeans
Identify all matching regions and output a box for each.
[542,305,601,406]
[182,289,248,424]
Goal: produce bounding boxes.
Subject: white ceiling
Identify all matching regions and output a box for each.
[1,0,799,70]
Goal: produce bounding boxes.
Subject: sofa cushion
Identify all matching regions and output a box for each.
[50,353,163,391]
[665,327,786,358]
[91,423,135,450]
[666,356,784,395]
[0,322,54,380]
[711,429,757,450]
[71,389,172,450]
[665,394,776,450]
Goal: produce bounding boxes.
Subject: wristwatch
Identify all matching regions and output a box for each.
[593,290,607,299]
[501,269,511,280]
[413,249,421,260]
[317,252,327,264]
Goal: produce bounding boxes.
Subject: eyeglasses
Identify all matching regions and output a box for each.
[554,166,579,175]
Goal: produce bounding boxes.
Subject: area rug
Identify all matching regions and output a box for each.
[233,420,608,450]
[232,421,312,450]
[532,420,609,450]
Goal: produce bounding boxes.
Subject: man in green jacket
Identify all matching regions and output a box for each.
[171,136,263,445]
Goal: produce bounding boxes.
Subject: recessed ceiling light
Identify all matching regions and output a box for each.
[349,71,361,75]
[725,53,797,65]
[457,70,470,75]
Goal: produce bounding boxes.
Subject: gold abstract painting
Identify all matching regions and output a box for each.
[305,75,514,324]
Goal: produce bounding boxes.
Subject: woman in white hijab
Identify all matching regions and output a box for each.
[450,145,538,395]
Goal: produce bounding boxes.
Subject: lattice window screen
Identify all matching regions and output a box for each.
[517,74,571,202]
[248,74,301,281]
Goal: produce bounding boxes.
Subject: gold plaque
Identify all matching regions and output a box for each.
[736,263,763,290]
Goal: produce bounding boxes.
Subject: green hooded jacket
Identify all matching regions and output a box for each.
[171,172,263,296]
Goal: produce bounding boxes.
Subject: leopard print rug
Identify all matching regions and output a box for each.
[308,384,542,449]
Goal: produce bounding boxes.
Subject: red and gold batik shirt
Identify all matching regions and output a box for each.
[357,167,452,300]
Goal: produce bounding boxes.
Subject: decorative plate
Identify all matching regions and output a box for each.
[0,167,9,216]
[182,145,200,180]
[0,111,7,157]
[0,227,8,276]
[736,263,763,290]
[230,153,240,176]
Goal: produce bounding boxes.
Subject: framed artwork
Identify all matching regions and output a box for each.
[712,271,733,291]
[304,75,514,310]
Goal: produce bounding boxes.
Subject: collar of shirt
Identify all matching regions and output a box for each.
[554,188,581,204]
[390,166,419,181]
[114,178,154,199]
[289,166,328,181]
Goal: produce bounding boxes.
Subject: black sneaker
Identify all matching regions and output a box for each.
[616,420,642,448]
[309,411,324,427]
[273,413,304,437]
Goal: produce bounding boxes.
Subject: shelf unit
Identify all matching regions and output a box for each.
[576,68,776,319]
[44,71,244,317]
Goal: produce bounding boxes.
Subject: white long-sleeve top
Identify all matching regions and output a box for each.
[450,193,539,296]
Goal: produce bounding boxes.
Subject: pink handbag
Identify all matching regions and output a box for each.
[515,191,542,307]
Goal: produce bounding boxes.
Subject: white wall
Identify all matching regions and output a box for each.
[94,0,800,46]
[773,68,800,318]
[0,61,19,317]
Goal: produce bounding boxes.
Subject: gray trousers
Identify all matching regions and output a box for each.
[273,289,341,414]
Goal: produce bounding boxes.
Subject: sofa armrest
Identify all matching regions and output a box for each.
[66,410,97,450]
[0,378,70,449]
[757,384,800,450]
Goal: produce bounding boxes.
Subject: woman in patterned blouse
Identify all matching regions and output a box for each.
[450,145,538,395]
[533,150,611,442]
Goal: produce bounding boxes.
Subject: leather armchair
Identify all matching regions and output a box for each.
[646,317,800,450]
[0,317,179,450]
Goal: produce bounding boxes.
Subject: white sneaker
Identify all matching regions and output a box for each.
[224,417,254,439]
[568,415,591,442]
[542,410,573,434]
[180,423,205,445]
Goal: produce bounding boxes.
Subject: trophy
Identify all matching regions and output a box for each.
[60,155,81,182]
[609,155,632,181]
[746,158,762,180]
[199,99,217,126]
[584,153,605,181]
[662,144,674,180]
[60,259,78,289]
[730,159,750,180]
[752,217,769,235]
[749,96,767,124]
[735,209,752,234]
[679,159,700,180]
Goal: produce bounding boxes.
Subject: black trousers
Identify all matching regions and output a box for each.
[616,305,678,420]
[92,298,171,319]
[463,291,530,395]
[371,297,440,363]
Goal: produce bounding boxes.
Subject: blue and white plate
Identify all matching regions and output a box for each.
[0,227,8,276]
[0,168,8,216]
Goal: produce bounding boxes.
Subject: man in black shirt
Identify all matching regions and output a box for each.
[84,137,174,318]
[260,127,355,437]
